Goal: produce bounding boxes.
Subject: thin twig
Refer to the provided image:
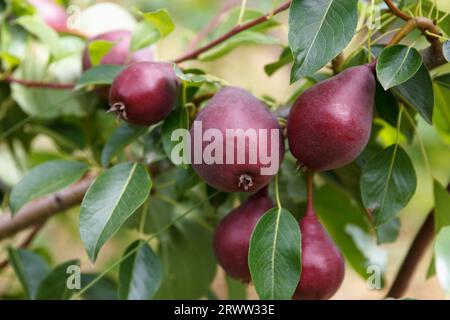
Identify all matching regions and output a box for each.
[386,183,450,299]
[384,0,412,21]
[5,76,75,90]
[0,222,45,270]
[173,1,292,64]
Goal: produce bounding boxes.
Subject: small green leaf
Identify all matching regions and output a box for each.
[377,45,422,90]
[119,240,163,300]
[391,63,434,124]
[141,9,174,37]
[36,260,80,300]
[162,106,190,164]
[80,162,152,262]
[361,145,417,227]
[131,21,159,51]
[288,0,358,82]
[76,65,124,90]
[101,124,148,167]
[10,160,89,213]
[375,82,399,127]
[8,248,50,299]
[435,226,450,294]
[173,65,228,87]
[87,40,115,67]
[249,208,301,300]
[264,47,293,76]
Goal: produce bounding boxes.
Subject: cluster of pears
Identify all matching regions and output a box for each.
[81,24,376,298]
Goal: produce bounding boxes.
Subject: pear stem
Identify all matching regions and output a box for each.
[305,171,315,216]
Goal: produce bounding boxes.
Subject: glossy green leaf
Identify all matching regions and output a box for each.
[391,63,434,124]
[76,65,124,89]
[375,81,399,127]
[315,184,387,279]
[162,106,190,164]
[249,208,301,300]
[36,260,80,300]
[119,240,163,300]
[80,162,152,262]
[288,0,358,82]
[10,160,89,213]
[141,9,174,37]
[8,248,50,299]
[435,226,450,294]
[199,31,281,61]
[101,124,147,167]
[361,145,417,227]
[156,220,216,299]
[377,45,422,90]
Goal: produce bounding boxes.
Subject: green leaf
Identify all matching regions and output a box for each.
[443,41,450,62]
[315,184,387,279]
[10,160,89,213]
[391,63,434,124]
[81,274,118,300]
[15,15,59,56]
[131,21,159,51]
[8,248,50,299]
[375,218,401,244]
[376,45,422,90]
[162,106,190,164]
[173,65,228,87]
[119,240,163,300]
[249,208,301,300]
[375,81,399,127]
[76,65,124,90]
[87,40,115,67]
[288,0,358,82]
[226,276,247,300]
[435,226,450,294]
[36,260,80,300]
[141,9,174,37]
[199,31,281,61]
[361,145,417,227]
[80,162,152,262]
[101,124,147,167]
[156,220,217,299]
[433,78,450,144]
[264,47,293,76]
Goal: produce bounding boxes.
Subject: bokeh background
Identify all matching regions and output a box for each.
[1,0,450,299]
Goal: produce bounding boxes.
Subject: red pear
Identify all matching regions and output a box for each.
[191,87,284,193]
[287,64,376,171]
[213,188,273,281]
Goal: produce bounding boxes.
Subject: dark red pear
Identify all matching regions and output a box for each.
[82,30,154,71]
[287,64,376,171]
[109,62,180,126]
[293,206,345,300]
[191,87,284,193]
[213,188,274,281]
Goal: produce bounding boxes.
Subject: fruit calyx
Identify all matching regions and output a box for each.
[238,174,254,191]
[107,102,128,121]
